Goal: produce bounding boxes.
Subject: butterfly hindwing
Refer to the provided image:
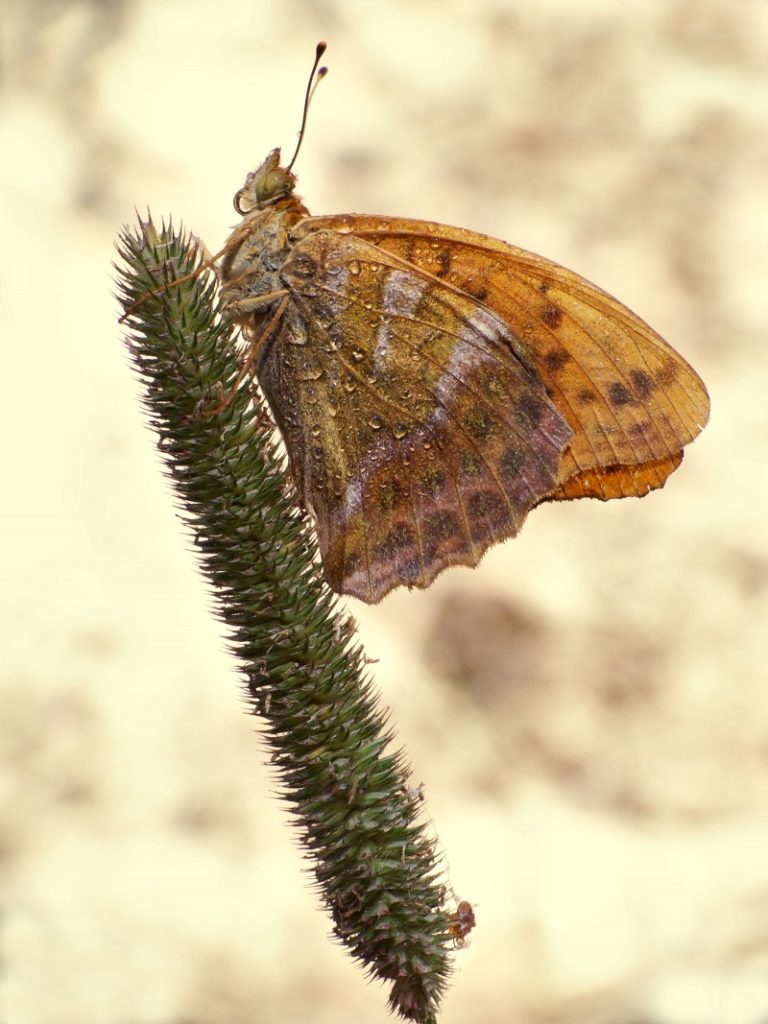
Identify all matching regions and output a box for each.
[256,228,573,602]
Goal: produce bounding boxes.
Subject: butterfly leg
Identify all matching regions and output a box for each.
[119,238,228,323]
[119,219,257,323]
[203,293,289,416]
[221,288,290,318]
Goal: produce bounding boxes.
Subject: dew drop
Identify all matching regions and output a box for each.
[393,423,408,439]
[368,414,384,431]
[350,347,365,362]
[349,260,361,276]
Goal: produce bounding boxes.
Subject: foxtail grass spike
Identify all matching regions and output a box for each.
[114,216,455,1022]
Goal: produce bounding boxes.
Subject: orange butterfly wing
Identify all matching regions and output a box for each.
[297,214,710,503]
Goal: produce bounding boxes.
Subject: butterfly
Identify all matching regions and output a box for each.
[216,42,709,604]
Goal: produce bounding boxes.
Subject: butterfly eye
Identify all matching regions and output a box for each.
[256,168,293,203]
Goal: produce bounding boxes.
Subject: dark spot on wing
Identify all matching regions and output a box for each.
[628,421,652,438]
[398,555,422,582]
[541,304,563,329]
[468,489,508,526]
[630,368,655,399]
[515,394,545,430]
[543,347,571,372]
[481,371,504,397]
[657,357,680,386]
[463,405,495,441]
[608,382,633,407]
[578,387,597,405]
[342,547,361,577]
[374,522,416,559]
[460,451,483,477]
[420,465,446,495]
[435,249,451,278]
[425,510,461,543]
[500,446,526,480]
[423,510,468,563]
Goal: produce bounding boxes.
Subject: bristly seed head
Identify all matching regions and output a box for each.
[233,148,296,215]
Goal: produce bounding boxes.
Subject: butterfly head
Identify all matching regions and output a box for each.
[233,149,297,215]
[233,44,327,218]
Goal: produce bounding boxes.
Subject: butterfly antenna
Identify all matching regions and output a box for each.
[286,41,328,173]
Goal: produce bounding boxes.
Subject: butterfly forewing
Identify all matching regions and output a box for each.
[298,215,710,502]
[257,228,573,602]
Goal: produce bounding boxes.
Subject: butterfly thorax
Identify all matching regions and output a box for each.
[219,149,310,331]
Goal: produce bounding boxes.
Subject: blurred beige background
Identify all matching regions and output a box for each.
[2,1,767,1022]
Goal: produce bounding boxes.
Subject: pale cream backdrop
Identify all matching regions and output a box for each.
[2,1,767,1023]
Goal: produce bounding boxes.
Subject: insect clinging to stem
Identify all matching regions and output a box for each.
[126,42,710,604]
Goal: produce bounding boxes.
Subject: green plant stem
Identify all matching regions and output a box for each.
[115,216,454,1023]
